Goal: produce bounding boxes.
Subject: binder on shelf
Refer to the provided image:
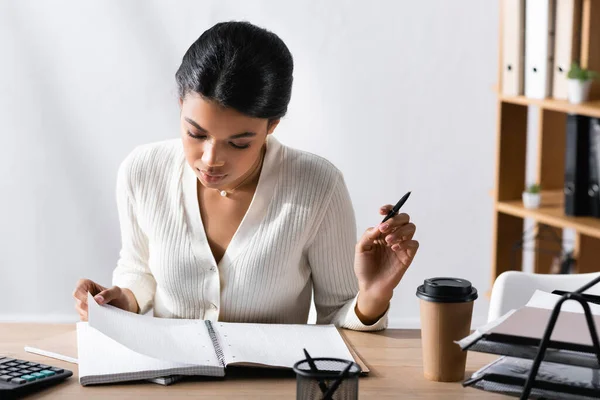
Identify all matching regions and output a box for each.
[501,0,525,96]
[551,0,582,99]
[565,114,591,216]
[524,0,556,99]
[588,118,600,217]
[461,275,600,400]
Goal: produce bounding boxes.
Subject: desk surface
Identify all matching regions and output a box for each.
[0,324,505,399]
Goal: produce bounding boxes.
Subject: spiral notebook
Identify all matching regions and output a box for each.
[78,293,361,385]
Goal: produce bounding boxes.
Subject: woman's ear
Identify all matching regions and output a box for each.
[178,97,183,108]
[267,119,280,135]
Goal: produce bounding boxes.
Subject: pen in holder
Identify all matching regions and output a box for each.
[294,349,361,400]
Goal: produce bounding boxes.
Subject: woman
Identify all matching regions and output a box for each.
[73,21,419,331]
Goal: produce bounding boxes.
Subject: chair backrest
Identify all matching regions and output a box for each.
[487,271,600,322]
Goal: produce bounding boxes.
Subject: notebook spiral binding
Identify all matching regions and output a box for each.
[204,320,226,368]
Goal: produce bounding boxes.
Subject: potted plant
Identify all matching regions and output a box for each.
[567,61,598,104]
[523,183,541,209]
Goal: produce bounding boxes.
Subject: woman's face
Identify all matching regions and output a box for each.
[179,93,279,190]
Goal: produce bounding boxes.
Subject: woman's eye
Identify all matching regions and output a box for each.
[230,142,250,149]
[187,131,249,149]
[187,131,207,140]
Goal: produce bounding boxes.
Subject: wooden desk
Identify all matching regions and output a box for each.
[0,324,505,399]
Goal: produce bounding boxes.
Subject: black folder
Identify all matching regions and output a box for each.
[565,114,591,216]
[589,118,600,218]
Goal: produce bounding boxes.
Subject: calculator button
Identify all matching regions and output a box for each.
[7,367,19,372]
[29,367,42,372]
[19,369,32,374]
[38,364,51,369]
[31,372,46,379]
[40,370,56,377]
[4,363,18,367]
[0,375,13,382]
[50,367,64,373]
[9,372,22,377]
[25,362,38,367]
[10,377,26,384]
[0,370,8,375]
[0,358,14,364]
[20,374,36,382]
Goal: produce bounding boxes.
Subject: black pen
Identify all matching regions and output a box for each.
[303,348,327,394]
[381,191,411,224]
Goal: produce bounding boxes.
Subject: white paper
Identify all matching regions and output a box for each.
[215,322,354,368]
[23,347,78,364]
[458,289,600,349]
[525,290,600,315]
[456,309,517,349]
[77,322,214,381]
[86,293,355,372]
[87,292,220,366]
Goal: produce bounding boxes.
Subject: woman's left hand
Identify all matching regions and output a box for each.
[353,205,419,324]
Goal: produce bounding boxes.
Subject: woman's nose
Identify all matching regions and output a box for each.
[202,142,224,167]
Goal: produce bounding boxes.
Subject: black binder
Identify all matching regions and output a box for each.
[589,118,600,218]
[565,114,591,216]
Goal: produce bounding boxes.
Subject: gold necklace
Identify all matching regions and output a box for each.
[217,147,265,197]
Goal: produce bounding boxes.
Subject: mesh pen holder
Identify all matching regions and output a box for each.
[293,358,361,400]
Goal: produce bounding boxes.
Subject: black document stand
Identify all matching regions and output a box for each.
[518,274,600,399]
[462,274,600,398]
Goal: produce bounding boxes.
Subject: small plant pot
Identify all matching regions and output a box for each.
[522,192,541,209]
[567,79,593,104]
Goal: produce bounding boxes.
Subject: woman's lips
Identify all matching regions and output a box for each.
[199,170,227,183]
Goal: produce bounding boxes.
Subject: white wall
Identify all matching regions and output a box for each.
[0,0,498,327]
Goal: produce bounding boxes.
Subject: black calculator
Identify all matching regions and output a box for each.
[0,355,72,399]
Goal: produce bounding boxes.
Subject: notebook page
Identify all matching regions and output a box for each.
[87,292,219,366]
[77,322,224,385]
[214,322,354,368]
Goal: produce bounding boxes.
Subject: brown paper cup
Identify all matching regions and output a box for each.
[419,299,474,382]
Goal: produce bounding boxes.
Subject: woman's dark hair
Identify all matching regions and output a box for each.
[176,21,293,120]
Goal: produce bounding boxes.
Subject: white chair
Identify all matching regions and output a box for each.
[487,271,600,322]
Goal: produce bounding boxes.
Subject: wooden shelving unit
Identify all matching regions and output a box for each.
[491,0,600,288]
[496,199,600,239]
[500,95,600,118]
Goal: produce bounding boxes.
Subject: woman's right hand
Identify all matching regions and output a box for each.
[72,279,139,321]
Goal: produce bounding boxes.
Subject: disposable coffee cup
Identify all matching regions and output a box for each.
[416,277,478,382]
